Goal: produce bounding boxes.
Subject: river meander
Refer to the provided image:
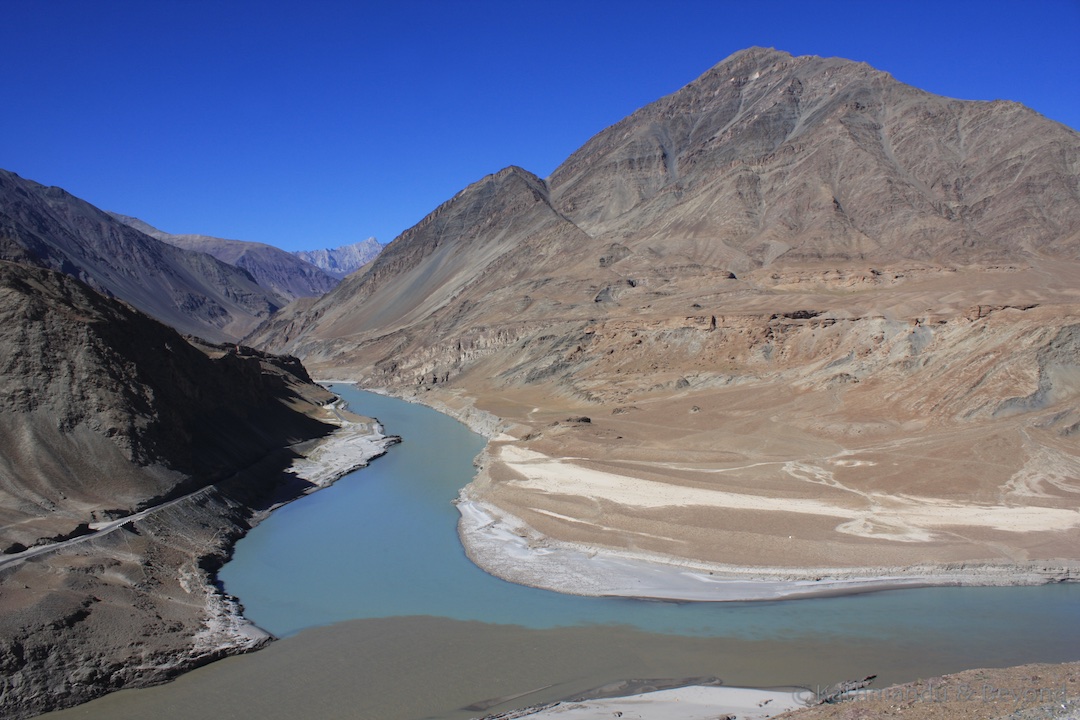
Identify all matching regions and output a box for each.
[41,385,1080,720]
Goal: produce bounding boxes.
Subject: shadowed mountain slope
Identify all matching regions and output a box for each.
[0,259,343,719]
[0,170,284,342]
[0,259,333,551]
[109,213,341,301]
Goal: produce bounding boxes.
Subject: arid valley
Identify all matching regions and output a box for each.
[1,19,1079,720]
[255,48,1080,592]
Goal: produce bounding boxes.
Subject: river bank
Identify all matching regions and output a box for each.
[456,494,1080,601]
[500,661,1080,720]
[488,685,807,720]
[194,398,399,652]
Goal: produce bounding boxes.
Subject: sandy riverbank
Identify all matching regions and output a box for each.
[275,397,398,491]
[456,495,1077,601]
[323,384,1080,600]
[442,401,1080,602]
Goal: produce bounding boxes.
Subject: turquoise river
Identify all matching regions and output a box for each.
[42,385,1080,720]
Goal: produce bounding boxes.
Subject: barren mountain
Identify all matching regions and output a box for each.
[109,213,341,301]
[294,237,383,278]
[0,170,285,342]
[251,48,1080,581]
[0,259,346,718]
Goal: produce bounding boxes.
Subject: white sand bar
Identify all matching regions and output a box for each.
[287,415,393,488]
[515,686,807,720]
[457,499,949,600]
[498,446,1080,542]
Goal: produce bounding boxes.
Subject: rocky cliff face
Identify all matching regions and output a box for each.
[249,49,1080,575]
[0,260,339,718]
[109,213,341,302]
[0,170,286,342]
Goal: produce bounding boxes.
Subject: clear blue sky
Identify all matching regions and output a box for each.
[4,0,1078,252]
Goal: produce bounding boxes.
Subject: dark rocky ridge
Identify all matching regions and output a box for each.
[0,260,334,549]
[0,260,341,718]
[0,170,285,342]
[108,213,342,302]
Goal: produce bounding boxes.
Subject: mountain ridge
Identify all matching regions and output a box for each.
[107,213,341,302]
[0,258,332,552]
[546,46,1079,265]
[0,258,349,718]
[0,170,284,342]
[251,47,1080,372]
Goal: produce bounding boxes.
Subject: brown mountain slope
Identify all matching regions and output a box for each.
[547,47,1080,265]
[249,165,593,364]
[0,170,285,342]
[108,213,341,301]
[250,48,1080,583]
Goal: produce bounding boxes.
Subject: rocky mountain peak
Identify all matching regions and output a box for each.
[250,48,1080,399]
[546,50,1079,262]
[303,163,564,331]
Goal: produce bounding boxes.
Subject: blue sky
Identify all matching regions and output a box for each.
[4,0,1078,252]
